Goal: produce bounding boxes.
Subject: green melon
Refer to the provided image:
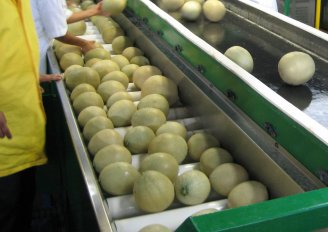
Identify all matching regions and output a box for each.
[124,126,155,154]
[55,44,82,60]
[60,53,84,71]
[200,147,233,176]
[102,0,127,16]
[81,0,94,10]
[188,132,220,161]
[148,133,188,164]
[84,58,101,67]
[70,83,96,102]
[65,66,100,91]
[88,128,123,156]
[141,75,178,106]
[130,56,150,66]
[121,64,139,82]
[137,94,169,117]
[93,144,132,173]
[133,65,162,89]
[102,71,129,88]
[112,36,133,54]
[73,92,104,114]
[131,108,166,132]
[107,99,137,127]
[67,20,87,36]
[97,80,126,102]
[101,25,124,44]
[77,105,106,128]
[111,55,130,69]
[84,48,111,62]
[156,121,187,139]
[122,47,144,60]
[91,60,120,79]
[106,91,133,108]
[83,116,114,141]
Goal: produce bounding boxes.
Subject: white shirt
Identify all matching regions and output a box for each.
[244,0,278,11]
[31,0,68,74]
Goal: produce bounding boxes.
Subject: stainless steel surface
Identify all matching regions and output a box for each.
[47,50,114,232]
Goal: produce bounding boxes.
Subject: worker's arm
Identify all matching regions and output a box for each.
[0,112,12,139]
[67,2,109,24]
[56,32,96,53]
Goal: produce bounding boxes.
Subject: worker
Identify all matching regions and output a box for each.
[0,0,47,231]
[243,0,278,12]
[30,0,107,75]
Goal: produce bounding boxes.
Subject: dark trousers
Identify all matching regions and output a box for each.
[0,167,36,232]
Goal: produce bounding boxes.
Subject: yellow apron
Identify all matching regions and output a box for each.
[0,0,47,177]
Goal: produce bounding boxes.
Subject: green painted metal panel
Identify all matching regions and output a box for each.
[177,188,328,232]
[126,0,328,181]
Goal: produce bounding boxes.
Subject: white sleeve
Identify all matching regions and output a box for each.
[38,0,68,39]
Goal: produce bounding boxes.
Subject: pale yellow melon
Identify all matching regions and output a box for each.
[84,48,111,62]
[121,64,139,82]
[133,170,174,213]
[91,60,120,79]
[67,20,87,35]
[84,58,101,68]
[97,80,126,102]
[107,99,137,127]
[137,94,169,116]
[65,66,100,91]
[203,0,226,22]
[200,147,233,176]
[55,44,82,60]
[140,152,179,182]
[209,163,249,196]
[123,126,155,154]
[191,208,218,216]
[88,128,123,156]
[102,71,129,88]
[106,91,133,108]
[139,224,171,232]
[181,1,202,21]
[148,133,187,164]
[131,108,166,132]
[73,92,104,114]
[60,53,84,71]
[99,162,140,195]
[112,36,133,54]
[224,46,254,72]
[122,47,144,60]
[111,55,130,69]
[93,144,132,173]
[130,56,150,66]
[141,75,179,106]
[161,0,185,11]
[156,121,187,139]
[70,83,96,102]
[101,25,124,44]
[188,132,220,161]
[83,116,114,141]
[81,0,94,10]
[77,105,106,127]
[133,65,162,89]
[102,0,127,16]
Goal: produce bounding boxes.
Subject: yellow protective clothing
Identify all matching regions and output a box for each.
[0,0,47,177]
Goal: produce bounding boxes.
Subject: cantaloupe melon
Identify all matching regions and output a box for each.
[93,144,132,173]
[102,0,127,16]
[102,71,129,88]
[200,147,233,176]
[124,126,155,154]
[70,83,96,102]
[133,65,162,89]
[131,108,166,132]
[91,60,120,79]
[137,94,169,116]
[88,128,123,156]
[112,36,133,54]
[60,53,84,71]
[111,55,130,69]
[148,133,188,164]
[73,92,104,114]
[203,0,226,22]
[97,80,126,102]
[83,116,114,141]
[65,66,100,91]
[84,48,111,62]
[107,99,137,127]
[188,132,220,161]
[106,91,133,108]
[156,121,187,139]
[224,46,254,72]
[122,47,144,60]
[77,105,107,127]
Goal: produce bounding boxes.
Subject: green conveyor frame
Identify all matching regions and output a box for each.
[126,0,328,231]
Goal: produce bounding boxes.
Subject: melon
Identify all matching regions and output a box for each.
[88,129,123,156]
[278,51,315,85]
[81,0,94,10]
[224,46,254,72]
[191,208,218,216]
[133,170,174,213]
[130,56,150,66]
[70,83,96,102]
[97,80,126,102]
[91,60,120,79]
[60,53,84,71]
[141,75,179,106]
[228,181,269,208]
[203,0,226,22]
[140,152,179,182]
[148,133,188,164]
[55,44,82,60]
[84,48,111,62]
[122,47,144,60]
[139,224,171,232]
[131,108,166,132]
[137,94,170,116]
[200,147,233,176]
[174,170,211,205]
[73,92,104,114]
[121,64,139,82]
[93,144,132,173]
[77,105,106,127]
[188,132,219,161]
[65,66,100,91]
[161,0,185,11]
[102,71,129,88]
[106,91,133,108]
[124,126,155,153]
[67,20,87,35]
[181,1,202,21]
[209,163,249,196]
[107,99,137,127]
[99,162,140,195]
[133,65,162,89]
[102,0,127,16]
[84,58,101,67]
[111,55,130,69]
[101,25,124,44]
[112,36,133,54]
[83,116,114,141]
[156,121,187,139]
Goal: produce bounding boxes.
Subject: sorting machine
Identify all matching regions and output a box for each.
[47,0,328,231]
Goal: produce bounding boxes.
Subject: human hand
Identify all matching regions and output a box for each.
[0,112,12,139]
[39,74,63,83]
[81,40,97,54]
[96,1,110,17]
